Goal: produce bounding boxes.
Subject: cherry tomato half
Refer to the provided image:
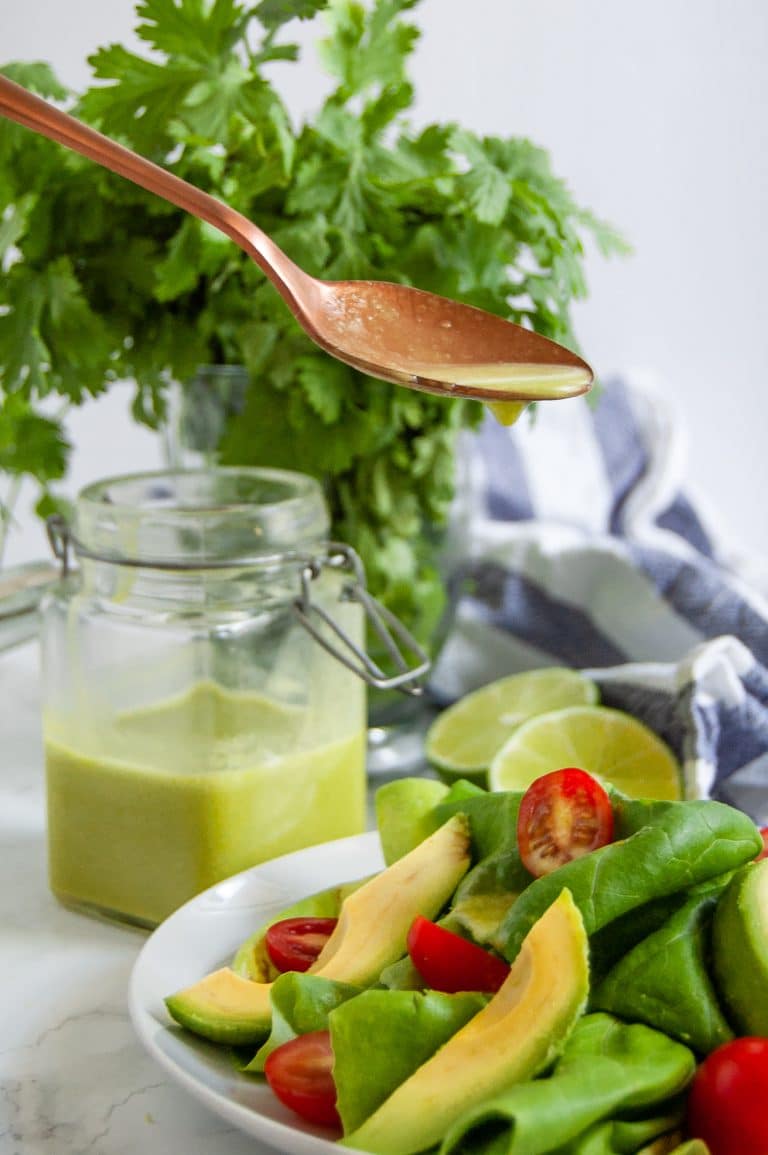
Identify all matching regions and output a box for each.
[265,917,338,973]
[686,1036,768,1154]
[407,915,510,994]
[517,767,614,878]
[264,1030,340,1128]
[756,827,768,861]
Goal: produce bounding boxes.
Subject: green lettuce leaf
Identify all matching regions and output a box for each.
[433,787,524,861]
[591,881,734,1055]
[377,954,424,991]
[559,1110,685,1154]
[588,894,689,987]
[496,800,762,963]
[439,1014,695,1155]
[433,789,533,944]
[331,988,486,1135]
[242,972,360,1072]
[374,777,450,866]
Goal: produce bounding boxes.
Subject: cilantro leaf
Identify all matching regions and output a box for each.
[0,273,48,393]
[318,0,419,97]
[135,0,248,64]
[0,393,69,482]
[78,45,202,149]
[0,195,34,262]
[34,489,74,523]
[41,259,117,401]
[153,219,204,301]
[185,60,252,138]
[450,128,511,226]
[295,353,348,424]
[254,0,329,30]
[0,60,69,100]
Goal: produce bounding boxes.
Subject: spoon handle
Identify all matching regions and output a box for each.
[0,75,310,306]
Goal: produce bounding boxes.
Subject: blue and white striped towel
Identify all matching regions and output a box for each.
[431,375,768,823]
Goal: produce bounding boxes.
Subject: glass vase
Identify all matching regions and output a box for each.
[163,364,454,779]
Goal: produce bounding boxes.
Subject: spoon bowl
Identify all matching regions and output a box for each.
[0,75,592,403]
[305,279,591,400]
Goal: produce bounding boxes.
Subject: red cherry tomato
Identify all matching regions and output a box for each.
[756,827,768,861]
[407,915,511,994]
[265,917,338,973]
[516,767,614,878]
[264,1030,340,1128]
[686,1037,768,1154]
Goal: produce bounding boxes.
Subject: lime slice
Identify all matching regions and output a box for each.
[488,705,683,800]
[426,669,599,786]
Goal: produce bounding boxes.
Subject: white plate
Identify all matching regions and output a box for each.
[129,832,384,1155]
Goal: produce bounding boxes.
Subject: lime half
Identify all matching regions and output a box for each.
[426,668,599,786]
[488,704,683,800]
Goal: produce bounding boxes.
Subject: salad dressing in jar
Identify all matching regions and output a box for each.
[41,468,414,928]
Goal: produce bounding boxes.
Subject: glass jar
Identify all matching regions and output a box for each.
[40,468,369,928]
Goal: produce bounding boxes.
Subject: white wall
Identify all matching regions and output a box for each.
[3,0,767,566]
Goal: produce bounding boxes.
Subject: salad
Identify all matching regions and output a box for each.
[165,769,768,1155]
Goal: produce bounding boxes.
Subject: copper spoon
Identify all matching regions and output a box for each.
[0,75,593,404]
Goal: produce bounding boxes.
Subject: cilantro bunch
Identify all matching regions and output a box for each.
[0,0,624,637]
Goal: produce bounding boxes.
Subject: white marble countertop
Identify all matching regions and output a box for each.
[0,641,286,1155]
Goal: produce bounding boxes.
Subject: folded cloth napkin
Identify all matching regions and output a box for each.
[431,375,768,824]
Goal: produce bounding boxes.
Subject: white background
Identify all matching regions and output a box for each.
[2,0,768,564]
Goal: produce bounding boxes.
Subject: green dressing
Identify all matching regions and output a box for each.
[45,681,366,926]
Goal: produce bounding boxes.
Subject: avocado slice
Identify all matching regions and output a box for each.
[231,877,368,981]
[165,813,471,1045]
[342,888,589,1155]
[165,967,273,1045]
[712,858,768,1034]
[309,812,471,986]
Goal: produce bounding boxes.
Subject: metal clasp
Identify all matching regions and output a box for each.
[46,515,72,578]
[293,544,431,696]
[44,516,429,696]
